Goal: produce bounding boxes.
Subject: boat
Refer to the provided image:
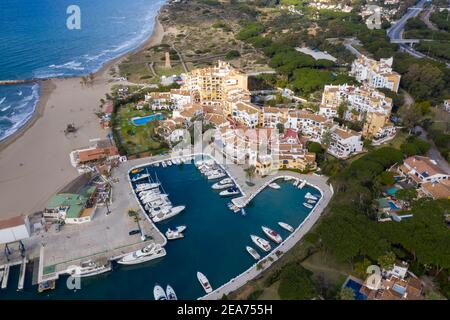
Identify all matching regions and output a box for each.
[284,176,293,181]
[261,226,282,244]
[148,204,173,217]
[167,160,172,166]
[65,260,111,278]
[38,280,56,293]
[250,235,271,252]
[303,202,313,209]
[162,162,167,168]
[208,171,226,180]
[131,173,150,182]
[154,162,160,167]
[153,284,167,300]
[165,227,185,240]
[246,246,260,260]
[118,243,166,265]
[293,179,300,187]
[212,178,234,190]
[268,182,281,190]
[298,180,307,189]
[197,271,212,293]
[166,285,177,300]
[307,199,316,204]
[241,208,246,216]
[227,203,240,213]
[152,205,186,222]
[141,195,169,205]
[135,183,160,192]
[131,168,144,174]
[219,187,239,197]
[305,192,319,201]
[278,222,294,233]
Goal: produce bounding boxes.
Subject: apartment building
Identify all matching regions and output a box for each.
[285,110,333,143]
[327,126,363,159]
[363,111,397,143]
[350,55,401,93]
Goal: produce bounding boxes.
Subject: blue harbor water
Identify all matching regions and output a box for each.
[0,161,320,299]
[0,0,165,141]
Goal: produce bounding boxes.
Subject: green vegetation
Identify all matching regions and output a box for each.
[339,287,355,300]
[430,10,450,32]
[400,135,431,157]
[278,262,319,300]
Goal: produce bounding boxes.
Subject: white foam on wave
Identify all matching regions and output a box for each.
[1,105,11,112]
[0,83,40,141]
[0,97,5,105]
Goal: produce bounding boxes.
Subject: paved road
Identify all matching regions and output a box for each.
[415,125,450,174]
[387,0,450,67]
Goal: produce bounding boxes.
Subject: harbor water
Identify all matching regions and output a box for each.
[0,162,320,299]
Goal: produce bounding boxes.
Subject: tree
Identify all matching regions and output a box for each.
[278,262,319,300]
[276,123,285,134]
[337,101,347,119]
[245,165,256,182]
[400,104,422,131]
[339,287,355,300]
[376,171,395,186]
[395,188,417,202]
[378,251,396,271]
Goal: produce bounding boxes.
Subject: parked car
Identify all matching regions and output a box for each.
[128,230,141,236]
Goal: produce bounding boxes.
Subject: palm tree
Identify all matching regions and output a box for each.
[245,165,256,183]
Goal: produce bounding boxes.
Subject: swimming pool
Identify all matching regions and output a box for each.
[343,278,367,300]
[388,201,400,211]
[132,114,165,126]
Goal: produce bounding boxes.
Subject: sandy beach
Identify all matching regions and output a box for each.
[0,17,165,219]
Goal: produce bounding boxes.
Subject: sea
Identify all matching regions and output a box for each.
[0,0,166,141]
[0,162,320,299]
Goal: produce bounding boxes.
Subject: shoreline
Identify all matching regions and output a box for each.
[0,11,166,219]
[0,10,166,152]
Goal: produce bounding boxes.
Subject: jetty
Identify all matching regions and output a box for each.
[0,79,38,86]
[1,264,10,289]
[17,258,27,290]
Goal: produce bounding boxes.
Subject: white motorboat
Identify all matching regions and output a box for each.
[145,199,171,211]
[268,182,281,190]
[154,162,160,167]
[227,203,240,213]
[162,161,167,168]
[118,244,166,265]
[152,205,186,222]
[284,176,293,181]
[303,202,313,209]
[293,179,300,187]
[246,246,261,260]
[307,199,316,204]
[167,160,172,166]
[208,172,226,180]
[212,178,234,190]
[165,226,185,240]
[219,187,240,197]
[148,204,173,217]
[262,226,282,244]
[138,188,161,196]
[278,222,294,233]
[197,271,212,293]
[132,173,150,182]
[65,260,111,278]
[250,235,271,252]
[154,284,167,300]
[298,180,307,189]
[135,182,160,192]
[142,194,169,205]
[305,192,319,201]
[166,285,177,300]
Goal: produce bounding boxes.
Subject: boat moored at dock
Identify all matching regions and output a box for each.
[212,178,234,190]
[153,284,167,300]
[65,260,112,278]
[250,235,271,252]
[303,202,313,209]
[166,285,177,300]
[261,226,282,244]
[131,173,150,182]
[152,205,186,222]
[305,192,319,201]
[278,222,294,233]
[165,226,186,240]
[268,182,281,190]
[219,187,240,197]
[246,246,261,260]
[197,271,213,293]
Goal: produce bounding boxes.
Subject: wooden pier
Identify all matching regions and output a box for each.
[17,258,27,290]
[1,264,10,289]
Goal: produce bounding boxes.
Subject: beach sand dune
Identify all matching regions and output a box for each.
[0,77,110,218]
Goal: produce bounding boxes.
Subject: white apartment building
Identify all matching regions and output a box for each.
[350,55,401,93]
[327,126,363,159]
[285,110,333,143]
[230,101,260,128]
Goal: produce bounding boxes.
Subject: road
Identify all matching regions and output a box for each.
[387,0,450,67]
[415,125,450,174]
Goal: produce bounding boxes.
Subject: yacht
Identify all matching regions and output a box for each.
[153,284,167,300]
[278,222,294,233]
[268,182,281,190]
[298,180,307,189]
[166,285,177,300]
[162,161,167,168]
[246,246,261,260]
[305,192,319,201]
[139,188,161,198]
[212,178,234,190]
[152,205,186,222]
[148,204,173,217]
[219,187,239,197]
[250,235,271,252]
[141,194,168,205]
[135,182,160,192]
[165,226,186,240]
[65,260,112,278]
[303,202,313,209]
[207,171,226,180]
[197,271,213,294]
[118,243,166,265]
[168,160,173,166]
[131,173,150,182]
[154,162,160,167]
[262,226,282,244]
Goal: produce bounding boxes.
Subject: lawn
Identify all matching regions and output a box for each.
[115,103,170,156]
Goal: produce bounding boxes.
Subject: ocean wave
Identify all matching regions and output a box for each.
[1,105,11,112]
[0,97,5,105]
[17,90,23,96]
